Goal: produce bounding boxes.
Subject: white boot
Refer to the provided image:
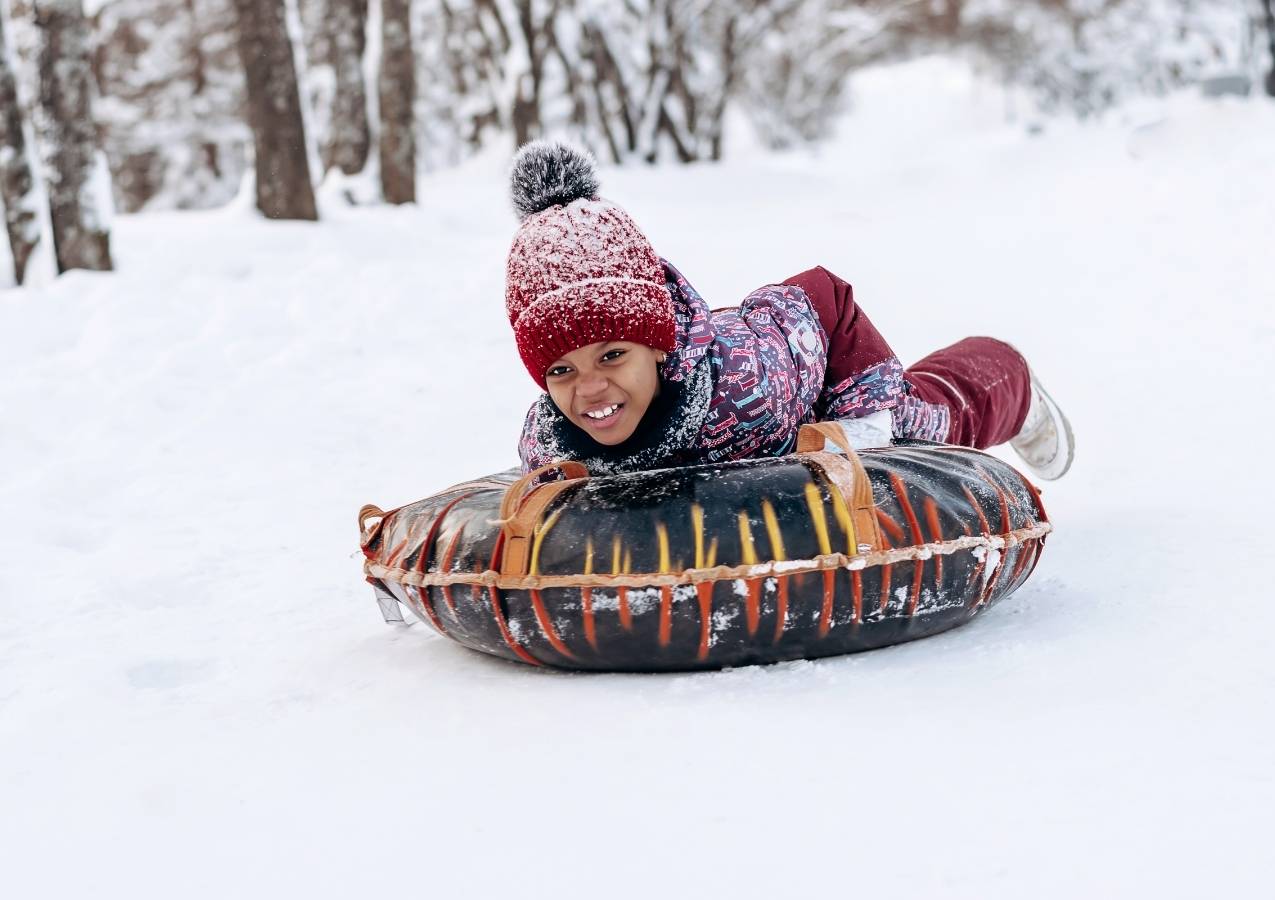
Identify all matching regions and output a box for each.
[1009,373,1074,481]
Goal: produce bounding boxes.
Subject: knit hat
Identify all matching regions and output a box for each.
[505,140,675,389]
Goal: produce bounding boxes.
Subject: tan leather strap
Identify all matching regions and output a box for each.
[358,504,387,547]
[498,462,590,578]
[795,422,883,552]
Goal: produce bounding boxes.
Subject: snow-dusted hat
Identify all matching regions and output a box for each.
[505,140,675,389]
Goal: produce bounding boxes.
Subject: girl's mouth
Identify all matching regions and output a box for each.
[581,402,625,430]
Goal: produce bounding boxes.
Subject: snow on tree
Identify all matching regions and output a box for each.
[92,0,250,212]
[231,0,318,219]
[955,0,1255,117]
[736,0,911,153]
[0,1,42,283]
[314,0,372,175]
[32,0,113,273]
[380,0,415,203]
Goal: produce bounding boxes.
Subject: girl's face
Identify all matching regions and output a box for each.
[545,341,665,445]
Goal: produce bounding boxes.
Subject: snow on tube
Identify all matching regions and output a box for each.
[358,423,1052,672]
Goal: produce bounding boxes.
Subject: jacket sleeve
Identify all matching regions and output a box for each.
[739,284,829,401]
[698,284,827,461]
[518,398,553,473]
[817,356,908,420]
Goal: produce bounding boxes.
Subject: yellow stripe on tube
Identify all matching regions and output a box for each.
[529,507,564,576]
[761,499,787,561]
[804,482,833,556]
[691,504,706,569]
[657,522,671,573]
[737,511,758,566]
[827,484,857,555]
[584,537,594,576]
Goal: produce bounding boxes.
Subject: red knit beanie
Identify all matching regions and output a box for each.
[505,141,675,389]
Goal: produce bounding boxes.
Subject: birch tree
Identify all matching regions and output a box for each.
[231,0,317,219]
[32,0,112,272]
[0,2,40,283]
[379,0,414,202]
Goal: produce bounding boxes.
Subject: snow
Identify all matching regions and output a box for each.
[3,57,1274,898]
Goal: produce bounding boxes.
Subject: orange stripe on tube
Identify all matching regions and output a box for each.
[875,509,906,545]
[1021,477,1049,524]
[526,507,574,661]
[695,535,718,661]
[415,492,476,574]
[993,487,1012,535]
[962,485,993,535]
[412,585,450,636]
[818,570,835,638]
[488,584,541,666]
[923,496,945,588]
[804,484,836,638]
[879,564,893,616]
[529,589,575,660]
[876,528,893,616]
[438,526,465,614]
[888,473,926,618]
[977,465,1024,514]
[907,559,924,617]
[696,583,713,661]
[610,537,633,631]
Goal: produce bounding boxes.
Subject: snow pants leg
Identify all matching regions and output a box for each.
[904,338,1033,449]
[783,265,1033,450]
[782,265,898,390]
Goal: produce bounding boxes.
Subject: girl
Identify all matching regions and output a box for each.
[506,141,1073,481]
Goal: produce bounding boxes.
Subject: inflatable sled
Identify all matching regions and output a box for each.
[358,423,1051,672]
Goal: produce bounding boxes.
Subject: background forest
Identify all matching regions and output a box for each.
[1,0,1273,284]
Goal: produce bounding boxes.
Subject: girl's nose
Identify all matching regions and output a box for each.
[578,373,609,397]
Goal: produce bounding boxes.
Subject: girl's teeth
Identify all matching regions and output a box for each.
[586,404,618,419]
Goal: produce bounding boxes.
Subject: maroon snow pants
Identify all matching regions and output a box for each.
[783,266,1032,449]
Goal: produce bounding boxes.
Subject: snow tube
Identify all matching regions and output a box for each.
[358,423,1051,671]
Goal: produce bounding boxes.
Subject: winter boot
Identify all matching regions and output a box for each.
[1009,373,1074,481]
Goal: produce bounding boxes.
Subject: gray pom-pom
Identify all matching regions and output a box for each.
[510,140,600,220]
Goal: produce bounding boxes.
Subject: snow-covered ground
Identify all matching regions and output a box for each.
[3,59,1273,898]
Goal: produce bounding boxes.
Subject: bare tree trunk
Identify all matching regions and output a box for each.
[32,0,113,273]
[231,0,318,219]
[0,5,41,283]
[1263,0,1275,98]
[510,0,545,147]
[379,0,415,203]
[326,0,371,174]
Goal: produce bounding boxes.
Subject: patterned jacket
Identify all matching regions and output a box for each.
[518,260,948,474]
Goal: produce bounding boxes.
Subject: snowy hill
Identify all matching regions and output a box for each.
[2,59,1273,898]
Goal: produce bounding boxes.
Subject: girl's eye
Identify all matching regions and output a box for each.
[546,366,572,378]
[601,350,626,363]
